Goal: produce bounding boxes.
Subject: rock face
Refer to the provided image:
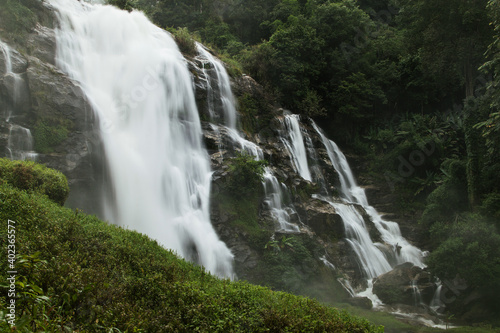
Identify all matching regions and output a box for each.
[373,262,435,306]
[0,3,101,214]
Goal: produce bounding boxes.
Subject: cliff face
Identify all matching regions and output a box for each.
[0,3,104,215]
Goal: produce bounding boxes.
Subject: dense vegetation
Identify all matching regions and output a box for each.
[108,0,500,323]
[0,159,383,331]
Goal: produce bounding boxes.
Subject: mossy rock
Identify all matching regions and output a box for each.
[0,158,69,205]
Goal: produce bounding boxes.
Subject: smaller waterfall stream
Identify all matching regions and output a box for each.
[1,39,25,117]
[0,39,13,73]
[195,44,237,130]
[279,114,427,298]
[280,114,312,181]
[7,125,38,161]
[310,121,426,277]
[1,39,36,161]
[195,46,300,233]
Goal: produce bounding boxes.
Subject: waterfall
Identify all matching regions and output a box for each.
[194,45,300,233]
[263,169,300,232]
[1,39,24,120]
[224,127,300,232]
[280,114,312,181]
[311,121,426,280]
[7,125,38,161]
[49,0,233,278]
[0,39,13,73]
[195,43,237,130]
[430,282,445,313]
[1,39,36,161]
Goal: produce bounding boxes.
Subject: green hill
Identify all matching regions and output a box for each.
[0,159,382,332]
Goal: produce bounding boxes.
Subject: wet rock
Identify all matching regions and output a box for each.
[0,46,28,76]
[348,296,373,310]
[303,198,344,241]
[373,263,435,306]
[27,25,57,66]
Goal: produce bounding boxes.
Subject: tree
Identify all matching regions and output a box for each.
[398,0,492,100]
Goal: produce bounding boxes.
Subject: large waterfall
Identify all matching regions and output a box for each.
[49,0,233,278]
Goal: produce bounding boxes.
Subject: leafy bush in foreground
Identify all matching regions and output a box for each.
[0,158,69,205]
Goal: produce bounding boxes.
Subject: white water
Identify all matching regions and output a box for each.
[195,43,237,129]
[7,125,38,161]
[1,39,24,120]
[224,127,300,232]
[0,39,13,73]
[280,114,312,181]
[311,121,426,280]
[49,0,233,278]
[195,46,300,233]
[430,282,445,313]
[263,169,300,232]
[1,40,36,160]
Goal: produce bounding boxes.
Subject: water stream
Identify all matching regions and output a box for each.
[195,45,300,233]
[1,39,36,161]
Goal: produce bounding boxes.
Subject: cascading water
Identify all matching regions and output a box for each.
[0,39,13,73]
[1,40,24,117]
[195,43,237,130]
[280,114,312,181]
[280,114,427,300]
[311,121,426,279]
[195,44,300,233]
[1,39,36,161]
[7,125,38,161]
[49,0,233,278]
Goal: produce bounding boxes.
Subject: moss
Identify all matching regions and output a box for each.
[0,162,382,332]
[0,158,69,205]
[33,119,70,154]
[238,93,274,135]
[0,0,39,40]
[238,93,262,134]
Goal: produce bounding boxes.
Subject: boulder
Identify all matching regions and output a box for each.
[303,198,344,241]
[373,262,435,306]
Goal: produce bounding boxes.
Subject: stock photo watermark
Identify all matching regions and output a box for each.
[6,219,17,326]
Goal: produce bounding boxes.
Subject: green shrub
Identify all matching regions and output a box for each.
[427,216,500,290]
[227,152,268,198]
[481,192,500,220]
[172,27,197,56]
[0,158,69,205]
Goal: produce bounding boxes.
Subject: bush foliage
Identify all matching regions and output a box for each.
[0,158,69,205]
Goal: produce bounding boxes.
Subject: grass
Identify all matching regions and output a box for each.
[0,160,383,332]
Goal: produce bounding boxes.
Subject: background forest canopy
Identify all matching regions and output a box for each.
[108,0,500,321]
